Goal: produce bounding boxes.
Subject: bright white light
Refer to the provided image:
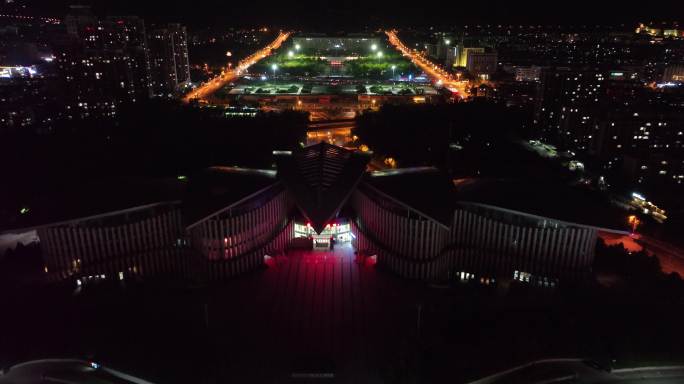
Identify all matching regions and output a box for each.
[288,50,294,57]
[271,64,278,70]
[371,44,378,51]
[376,51,383,58]
[295,44,301,50]
[445,39,451,45]
[632,192,645,200]
[391,65,396,70]
[657,82,679,88]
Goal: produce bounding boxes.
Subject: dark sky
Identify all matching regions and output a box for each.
[21,0,684,29]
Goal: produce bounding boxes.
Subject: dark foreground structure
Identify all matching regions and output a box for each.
[2,143,628,285]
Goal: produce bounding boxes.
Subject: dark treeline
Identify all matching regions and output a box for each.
[0,100,308,219]
[356,101,573,180]
[435,240,684,381]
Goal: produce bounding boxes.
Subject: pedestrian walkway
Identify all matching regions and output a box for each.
[206,244,422,382]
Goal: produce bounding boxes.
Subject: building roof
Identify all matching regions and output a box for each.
[453,178,628,232]
[0,177,186,233]
[365,167,457,227]
[182,167,278,228]
[278,142,369,233]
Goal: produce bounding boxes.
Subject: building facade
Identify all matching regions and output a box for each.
[466,51,498,78]
[2,143,628,285]
[55,7,192,116]
[148,23,191,97]
[290,35,382,56]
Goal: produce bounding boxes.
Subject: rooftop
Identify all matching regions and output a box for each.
[278,142,369,232]
[453,178,628,231]
[366,167,457,227]
[183,167,278,227]
[1,177,186,233]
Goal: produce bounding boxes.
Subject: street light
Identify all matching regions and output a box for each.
[377,51,383,58]
[271,63,278,78]
[288,50,294,57]
[445,39,451,45]
[628,215,641,233]
[391,64,396,79]
[295,44,301,50]
[371,44,378,51]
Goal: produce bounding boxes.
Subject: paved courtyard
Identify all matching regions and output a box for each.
[206,244,424,382]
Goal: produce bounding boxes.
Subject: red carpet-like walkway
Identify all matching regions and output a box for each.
[204,244,423,381]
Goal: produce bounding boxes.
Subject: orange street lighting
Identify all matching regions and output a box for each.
[628,215,641,233]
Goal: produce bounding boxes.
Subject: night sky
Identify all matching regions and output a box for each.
[15,0,684,29]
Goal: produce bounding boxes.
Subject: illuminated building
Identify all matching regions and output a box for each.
[425,43,438,59]
[290,34,382,55]
[466,51,498,78]
[663,64,684,82]
[0,69,57,133]
[492,80,538,108]
[445,47,459,69]
[534,67,606,149]
[56,7,153,118]
[148,24,191,97]
[457,47,484,68]
[514,66,541,82]
[1,143,628,284]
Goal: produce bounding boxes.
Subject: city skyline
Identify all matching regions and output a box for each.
[3,2,684,383]
[8,0,684,28]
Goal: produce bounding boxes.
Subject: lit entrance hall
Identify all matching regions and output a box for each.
[293,220,353,250]
[305,119,357,147]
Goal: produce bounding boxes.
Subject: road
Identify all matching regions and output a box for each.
[182,31,290,103]
[599,231,684,276]
[638,234,684,276]
[385,30,469,97]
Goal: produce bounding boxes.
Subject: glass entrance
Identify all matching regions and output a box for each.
[294,220,352,249]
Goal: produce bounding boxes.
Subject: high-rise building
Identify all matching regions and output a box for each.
[63,5,97,37]
[0,68,60,133]
[56,6,152,119]
[436,38,450,60]
[106,16,152,100]
[148,24,191,97]
[457,47,484,67]
[591,88,684,187]
[534,67,606,149]
[445,46,460,69]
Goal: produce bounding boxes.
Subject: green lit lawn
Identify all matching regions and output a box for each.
[250,50,418,79]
